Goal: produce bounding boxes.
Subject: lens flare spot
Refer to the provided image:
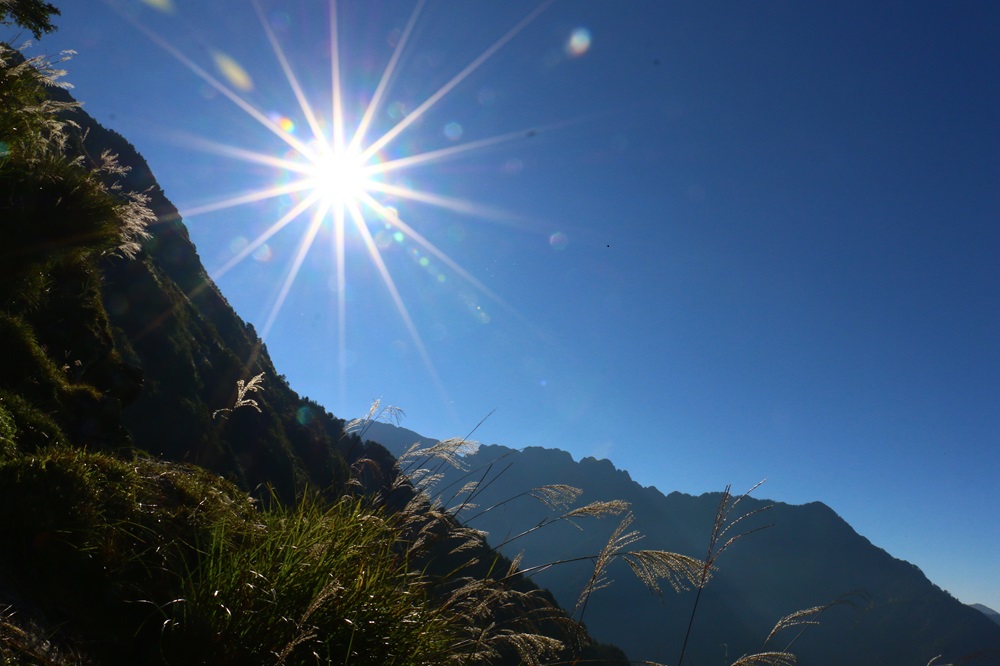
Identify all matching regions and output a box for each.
[387,101,407,120]
[443,121,463,141]
[375,229,393,249]
[253,244,273,262]
[140,0,174,12]
[566,28,592,57]
[230,235,249,255]
[419,257,430,267]
[549,231,569,250]
[295,406,315,425]
[211,51,254,92]
[393,231,405,243]
[269,113,296,133]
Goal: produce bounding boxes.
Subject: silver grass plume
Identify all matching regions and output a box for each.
[1,47,154,257]
[345,397,403,441]
[572,512,701,620]
[677,481,773,666]
[212,372,265,419]
[93,150,154,258]
[729,651,797,666]
[763,591,871,655]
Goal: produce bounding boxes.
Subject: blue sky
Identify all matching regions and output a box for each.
[22,1,999,609]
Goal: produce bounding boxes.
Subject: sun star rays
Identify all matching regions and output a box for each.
[128,0,554,406]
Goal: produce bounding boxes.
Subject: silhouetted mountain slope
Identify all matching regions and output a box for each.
[0,43,626,665]
[16,74,355,498]
[367,421,1000,665]
[974,604,1000,627]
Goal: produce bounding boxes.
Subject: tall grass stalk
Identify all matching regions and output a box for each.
[676,482,772,666]
[212,372,265,419]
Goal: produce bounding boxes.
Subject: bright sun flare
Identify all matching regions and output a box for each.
[306,145,373,210]
[131,0,555,403]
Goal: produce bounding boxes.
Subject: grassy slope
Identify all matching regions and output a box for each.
[0,45,628,665]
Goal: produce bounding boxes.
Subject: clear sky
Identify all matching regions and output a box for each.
[21,1,999,610]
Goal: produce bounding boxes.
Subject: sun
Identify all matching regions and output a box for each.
[130,0,554,405]
[304,144,374,211]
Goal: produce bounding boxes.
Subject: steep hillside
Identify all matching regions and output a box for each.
[367,421,1000,665]
[0,36,626,665]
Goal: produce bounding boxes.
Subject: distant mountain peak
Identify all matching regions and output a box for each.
[362,419,1000,665]
[971,604,1000,626]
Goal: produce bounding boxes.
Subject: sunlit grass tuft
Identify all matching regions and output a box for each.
[160,492,457,665]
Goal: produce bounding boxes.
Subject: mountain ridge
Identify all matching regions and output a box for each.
[974,604,1000,627]
[364,420,1000,665]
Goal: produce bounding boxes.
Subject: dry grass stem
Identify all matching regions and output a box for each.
[729,651,797,666]
[345,397,404,441]
[212,372,265,419]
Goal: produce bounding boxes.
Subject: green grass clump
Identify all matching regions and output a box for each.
[161,494,456,665]
[0,311,121,453]
[0,448,469,665]
[0,401,16,459]
[0,448,255,662]
[1,605,93,666]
